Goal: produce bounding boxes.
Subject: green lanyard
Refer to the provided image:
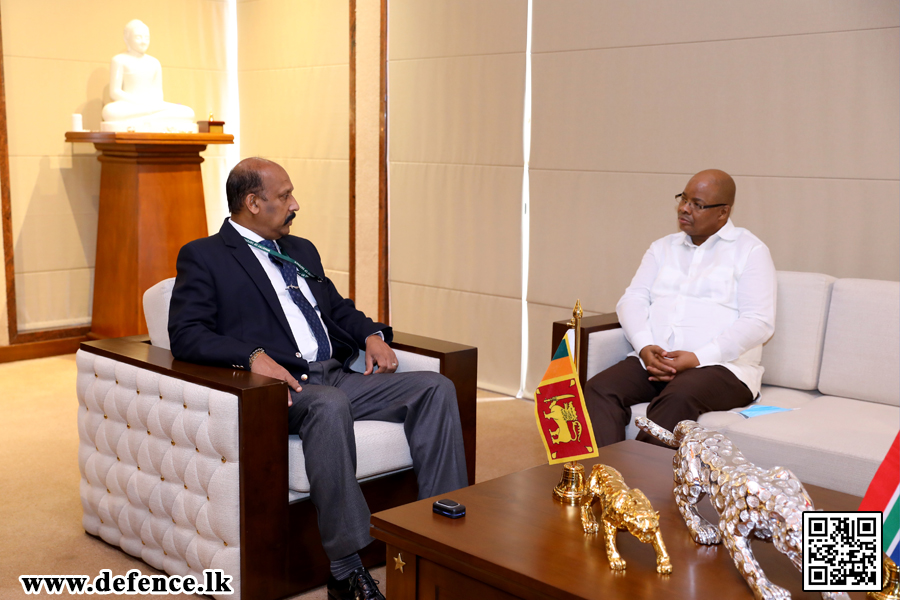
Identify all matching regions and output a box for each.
[243,237,324,282]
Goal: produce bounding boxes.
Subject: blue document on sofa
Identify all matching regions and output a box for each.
[739,405,796,418]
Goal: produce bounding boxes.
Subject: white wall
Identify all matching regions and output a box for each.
[237,0,350,296]
[525,0,899,392]
[1,0,230,332]
[388,0,528,395]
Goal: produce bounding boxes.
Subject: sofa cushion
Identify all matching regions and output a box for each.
[719,396,898,496]
[760,271,834,390]
[818,279,900,406]
[756,385,822,409]
[288,421,412,494]
[701,386,822,432]
[623,386,812,440]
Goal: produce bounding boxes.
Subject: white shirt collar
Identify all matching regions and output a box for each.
[673,218,738,247]
[228,217,279,250]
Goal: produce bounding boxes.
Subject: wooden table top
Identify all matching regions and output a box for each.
[372,440,866,600]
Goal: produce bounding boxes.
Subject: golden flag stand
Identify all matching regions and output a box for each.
[870,554,900,600]
[552,300,588,505]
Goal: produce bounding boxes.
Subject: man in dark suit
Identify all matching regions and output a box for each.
[168,157,468,600]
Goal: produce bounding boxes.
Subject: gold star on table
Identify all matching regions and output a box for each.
[393,554,406,573]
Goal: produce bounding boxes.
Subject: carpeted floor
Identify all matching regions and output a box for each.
[0,354,547,599]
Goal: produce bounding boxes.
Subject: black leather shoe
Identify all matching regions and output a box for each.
[326,567,385,600]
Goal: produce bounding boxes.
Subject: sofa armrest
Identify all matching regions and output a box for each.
[551,313,623,388]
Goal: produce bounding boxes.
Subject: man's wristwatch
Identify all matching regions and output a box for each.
[248,347,266,369]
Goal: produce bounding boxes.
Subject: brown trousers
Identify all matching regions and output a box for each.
[584,356,753,448]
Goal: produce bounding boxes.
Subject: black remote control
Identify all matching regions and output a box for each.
[432,498,466,519]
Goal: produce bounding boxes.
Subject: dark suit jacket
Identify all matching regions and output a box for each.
[168,218,391,378]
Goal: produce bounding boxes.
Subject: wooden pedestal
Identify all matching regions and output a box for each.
[65,131,234,339]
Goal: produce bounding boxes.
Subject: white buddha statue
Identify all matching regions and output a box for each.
[100,20,198,133]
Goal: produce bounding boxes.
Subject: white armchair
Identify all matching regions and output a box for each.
[77,279,477,599]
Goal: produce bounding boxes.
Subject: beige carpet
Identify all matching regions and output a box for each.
[0,354,547,599]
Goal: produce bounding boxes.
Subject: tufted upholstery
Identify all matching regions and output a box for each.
[77,350,241,598]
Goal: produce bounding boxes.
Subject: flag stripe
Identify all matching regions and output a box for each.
[552,342,568,361]
[888,523,899,555]
[890,535,900,564]
[884,486,900,526]
[541,357,571,382]
[883,492,900,554]
[859,433,900,512]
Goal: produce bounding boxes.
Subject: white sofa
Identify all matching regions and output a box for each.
[76,279,477,599]
[558,271,899,497]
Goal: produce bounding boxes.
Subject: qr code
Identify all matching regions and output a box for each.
[803,511,882,592]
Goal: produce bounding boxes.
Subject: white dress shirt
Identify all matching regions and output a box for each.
[228,218,331,360]
[617,219,776,397]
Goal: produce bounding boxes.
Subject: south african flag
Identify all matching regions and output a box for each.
[859,432,900,563]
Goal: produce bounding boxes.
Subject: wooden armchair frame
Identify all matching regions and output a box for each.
[80,332,477,600]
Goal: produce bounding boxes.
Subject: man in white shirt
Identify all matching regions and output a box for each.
[584,169,776,447]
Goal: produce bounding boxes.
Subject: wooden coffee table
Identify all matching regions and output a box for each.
[372,440,866,599]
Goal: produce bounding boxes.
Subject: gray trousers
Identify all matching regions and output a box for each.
[287,359,468,560]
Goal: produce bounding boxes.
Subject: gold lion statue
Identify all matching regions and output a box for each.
[580,464,672,574]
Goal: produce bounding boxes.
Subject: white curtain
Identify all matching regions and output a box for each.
[388,0,528,395]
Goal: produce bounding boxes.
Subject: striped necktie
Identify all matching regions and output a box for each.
[259,239,330,361]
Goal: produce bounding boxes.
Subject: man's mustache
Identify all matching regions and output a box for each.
[284,213,296,225]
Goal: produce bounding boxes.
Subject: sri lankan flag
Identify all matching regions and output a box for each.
[534,333,599,465]
[859,432,900,563]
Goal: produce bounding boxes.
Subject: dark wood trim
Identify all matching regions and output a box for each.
[378,0,390,324]
[81,337,287,394]
[384,543,417,600]
[348,0,357,301]
[0,335,88,363]
[14,325,90,343]
[64,131,233,145]
[551,313,621,388]
[237,375,293,600]
[0,5,17,344]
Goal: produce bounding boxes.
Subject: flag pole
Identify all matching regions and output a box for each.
[570,299,583,371]
[552,300,588,505]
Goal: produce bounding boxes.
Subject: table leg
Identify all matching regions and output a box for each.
[386,544,417,600]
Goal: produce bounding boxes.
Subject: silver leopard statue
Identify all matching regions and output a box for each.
[637,417,850,600]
